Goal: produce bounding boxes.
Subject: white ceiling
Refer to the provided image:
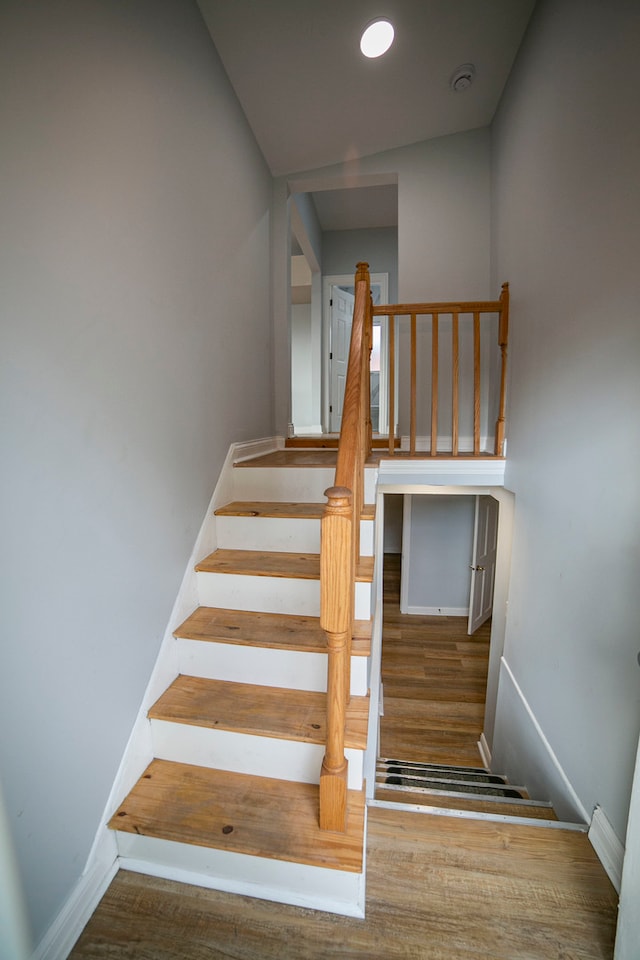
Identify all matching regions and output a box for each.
[197,0,536,178]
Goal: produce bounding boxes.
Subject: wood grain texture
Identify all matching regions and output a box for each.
[195,549,374,583]
[215,501,375,520]
[148,676,369,749]
[173,607,371,656]
[379,554,490,766]
[108,760,365,873]
[78,804,617,960]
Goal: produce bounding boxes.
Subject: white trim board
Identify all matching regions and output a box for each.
[31,837,118,960]
[378,458,505,488]
[478,733,492,769]
[491,658,589,825]
[589,805,625,893]
[116,831,366,919]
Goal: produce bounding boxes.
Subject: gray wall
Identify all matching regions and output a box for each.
[404,496,475,612]
[322,227,398,303]
[491,0,640,842]
[0,0,272,945]
[275,128,491,434]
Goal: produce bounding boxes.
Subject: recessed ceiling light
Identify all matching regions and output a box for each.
[360,19,395,59]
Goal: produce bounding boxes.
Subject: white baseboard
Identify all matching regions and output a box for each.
[32,837,118,960]
[589,804,625,893]
[405,605,469,616]
[478,733,491,769]
[232,435,282,463]
[115,833,366,919]
[492,658,589,824]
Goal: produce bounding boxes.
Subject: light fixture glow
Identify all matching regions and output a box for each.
[360,19,394,59]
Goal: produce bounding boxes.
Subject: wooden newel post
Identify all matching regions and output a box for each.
[319,485,353,832]
[494,282,510,456]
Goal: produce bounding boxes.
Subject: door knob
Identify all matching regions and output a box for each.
[469,565,485,572]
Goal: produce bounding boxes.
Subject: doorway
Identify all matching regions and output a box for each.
[323,272,392,435]
[374,487,513,774]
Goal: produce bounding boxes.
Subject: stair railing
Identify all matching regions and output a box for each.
[373,283,510,456]
[319,262,372,832]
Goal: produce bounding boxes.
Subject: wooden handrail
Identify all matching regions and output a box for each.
[318,270,509,830]
[373,286,509,456]
[319,262,372,832]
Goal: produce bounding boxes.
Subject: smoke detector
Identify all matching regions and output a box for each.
[450,63,476,92]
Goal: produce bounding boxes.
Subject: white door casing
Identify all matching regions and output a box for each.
[329,287,354,432]
[468,495,499,634]
[323,273,389,434]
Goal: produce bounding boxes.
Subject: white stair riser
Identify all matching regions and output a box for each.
[232,467,377,504]
[216,516,374,556]
[196,572,372,619]
[115,835,365,918]
[150,720,364,790]
[177,638,369,696]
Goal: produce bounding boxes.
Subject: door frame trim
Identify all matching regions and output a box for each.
[322,272,389,433]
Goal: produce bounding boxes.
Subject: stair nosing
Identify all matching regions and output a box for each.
[174,607,371,656]
[110,759,366,873]
[373,782,545,806]
[215,500,375,521]
[195,549,374,583]
[149,675,369,750]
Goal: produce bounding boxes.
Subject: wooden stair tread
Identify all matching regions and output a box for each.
[174,607,371,656]
[374,787,558,819]
[285,435,400,450]
[215,500,375,520]
[235,450,380,468]
[195,549,374,582]
[149,676,369,750]
[110,759,365,873]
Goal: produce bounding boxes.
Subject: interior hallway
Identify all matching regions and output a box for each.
[379,553,491,767]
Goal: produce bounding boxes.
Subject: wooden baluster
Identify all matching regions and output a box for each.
[452,311,459,456]
[410,313,417,455]
[473,311,481,456]
[430,313,438,456]
[388,314,395,455]
[319,486,352,832]
[495,282,510,456]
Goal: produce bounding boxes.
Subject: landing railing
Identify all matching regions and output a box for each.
[373,284,509,457]
[319,262,372,832]
[318,264,510,831]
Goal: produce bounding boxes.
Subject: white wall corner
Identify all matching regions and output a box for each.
[589,804,625,893]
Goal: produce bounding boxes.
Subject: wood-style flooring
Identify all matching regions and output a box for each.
[380,553,491,767]
[72,806,617,959]
[72,560,618,959]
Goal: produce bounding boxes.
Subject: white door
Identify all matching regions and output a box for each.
[329,286,354,432]
[468,495,499,634]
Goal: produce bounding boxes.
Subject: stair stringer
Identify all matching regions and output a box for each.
[101,436,372,919]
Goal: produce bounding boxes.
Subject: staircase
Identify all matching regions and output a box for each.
[375,758,562,822]
[108,449,377,917]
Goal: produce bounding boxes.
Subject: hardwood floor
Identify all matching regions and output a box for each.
[380,553,491,767]
[72,558,618,959]
[71,807,617,959]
